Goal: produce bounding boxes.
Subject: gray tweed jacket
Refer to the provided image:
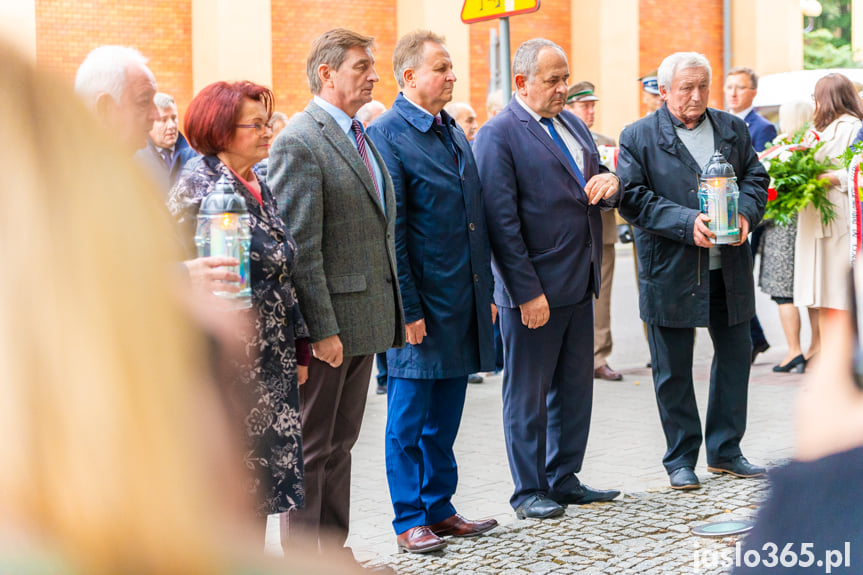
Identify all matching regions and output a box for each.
[268,100,405,357]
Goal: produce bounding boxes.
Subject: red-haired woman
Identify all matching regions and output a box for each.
[167,81,310,531]
[794,73,863,363]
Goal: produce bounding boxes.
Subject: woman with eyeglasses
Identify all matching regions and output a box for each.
[793,73,863,369]
[168,81,310,537]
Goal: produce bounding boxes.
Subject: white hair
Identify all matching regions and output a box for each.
[657,52,712,91]
[356,100,386,124]
[444,101,475,121]
[74,45,152,110]
[153,92,175,110]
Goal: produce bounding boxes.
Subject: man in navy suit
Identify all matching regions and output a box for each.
[724,67,777,364]
[724,67,776,153]
[473,38,621,520]
[366,30,498,554]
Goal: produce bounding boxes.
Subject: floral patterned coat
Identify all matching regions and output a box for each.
[169,154,309,515]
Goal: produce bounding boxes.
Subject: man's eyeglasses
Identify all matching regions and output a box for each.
[235,121,274,135]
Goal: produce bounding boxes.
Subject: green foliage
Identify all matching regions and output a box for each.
[840,140,863,169]
[804,29,859,69]
[803,0,860,69]
[811,0,851,46]
[763,141,837,227]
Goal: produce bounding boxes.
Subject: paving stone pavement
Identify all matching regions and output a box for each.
[267,247,808,574]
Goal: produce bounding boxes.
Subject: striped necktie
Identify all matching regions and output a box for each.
[350,119,384,209]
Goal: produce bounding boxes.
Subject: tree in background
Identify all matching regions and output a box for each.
[804,0,860,69]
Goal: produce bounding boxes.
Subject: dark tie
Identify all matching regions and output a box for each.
[350,119,384,210]
[539,117,586,188]
[434,116,458,166]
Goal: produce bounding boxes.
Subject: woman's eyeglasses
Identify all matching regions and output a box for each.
[235,121,274,135]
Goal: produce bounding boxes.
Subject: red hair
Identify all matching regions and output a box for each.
[184,81,275,155]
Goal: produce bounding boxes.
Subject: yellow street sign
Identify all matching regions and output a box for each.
[460,0,540,24]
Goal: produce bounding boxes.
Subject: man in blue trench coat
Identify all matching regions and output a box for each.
[366,30,498,554]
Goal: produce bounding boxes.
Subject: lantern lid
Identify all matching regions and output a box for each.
[199,174,249,215]
[702,151,736,178]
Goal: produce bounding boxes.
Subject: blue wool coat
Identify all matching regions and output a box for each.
[366,94,495,379]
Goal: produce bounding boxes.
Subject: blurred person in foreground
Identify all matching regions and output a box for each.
[74,45,240,296]
[0,41,359,575]
[793,74,863,358]
[618,52,769,490]
[734,304,863,574]
[757,100,819,373]
[135,92,199,192]
[167,81,311,542]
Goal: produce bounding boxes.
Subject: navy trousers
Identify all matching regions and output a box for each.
[385,375,467,534]
[646,269,751,473]
[499,294,594,509]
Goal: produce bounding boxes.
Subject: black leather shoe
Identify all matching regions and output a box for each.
[549,483,620,505]
[751,340,770,364]
[514,493,565,519]
[376,383,387,395]
[773,354,806,373]
[669,466,701,490]
[707,456,766,478]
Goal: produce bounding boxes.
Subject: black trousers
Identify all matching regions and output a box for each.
[647,270,751,473]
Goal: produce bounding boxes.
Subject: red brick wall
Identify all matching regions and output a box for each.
[639,0,724,115]
[271,0,398,116]
[35,0,193,121]
[469,6,572,125]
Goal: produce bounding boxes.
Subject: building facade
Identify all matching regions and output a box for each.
[4,0,809,142]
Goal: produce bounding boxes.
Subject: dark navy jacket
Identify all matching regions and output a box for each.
[472,98,615,310]
[366,94,495,379]
[135,132,199,193]
[744,109,777,153]
[617,104,769,328]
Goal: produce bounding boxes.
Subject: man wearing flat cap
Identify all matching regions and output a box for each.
[565,80,621,382]
[566,81,615,147]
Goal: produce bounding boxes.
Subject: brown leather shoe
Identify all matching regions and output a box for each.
[429,513,498,538]
[594,365,623,381]
[396,526,447,554]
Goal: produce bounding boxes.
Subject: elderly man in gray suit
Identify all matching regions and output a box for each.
[267,28,405,557]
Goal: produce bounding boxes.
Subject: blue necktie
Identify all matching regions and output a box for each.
[539,117,586,188]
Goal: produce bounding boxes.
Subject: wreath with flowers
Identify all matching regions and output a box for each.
[759,128,837,227]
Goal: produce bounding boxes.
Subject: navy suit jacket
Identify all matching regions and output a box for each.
[744,109,777,153]
[367,94,495,378]
[473,98,616,310]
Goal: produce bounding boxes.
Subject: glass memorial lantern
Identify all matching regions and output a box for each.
[698,151,740,245]
[194,174,252,308]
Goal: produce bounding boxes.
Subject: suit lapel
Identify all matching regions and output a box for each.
[511,101,587,201]
[306,103,386,217]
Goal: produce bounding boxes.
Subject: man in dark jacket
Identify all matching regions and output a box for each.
[135,92,199,193]
[366,30,497,554]
[617,52,769,491]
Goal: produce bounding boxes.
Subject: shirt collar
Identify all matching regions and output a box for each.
[514,93,545,123]
[733,106,753,121]
[313,95,355,135]
[394,92,445,132]
[670,110,708,130]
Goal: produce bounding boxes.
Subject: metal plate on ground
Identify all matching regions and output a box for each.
[691,520,754,537]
